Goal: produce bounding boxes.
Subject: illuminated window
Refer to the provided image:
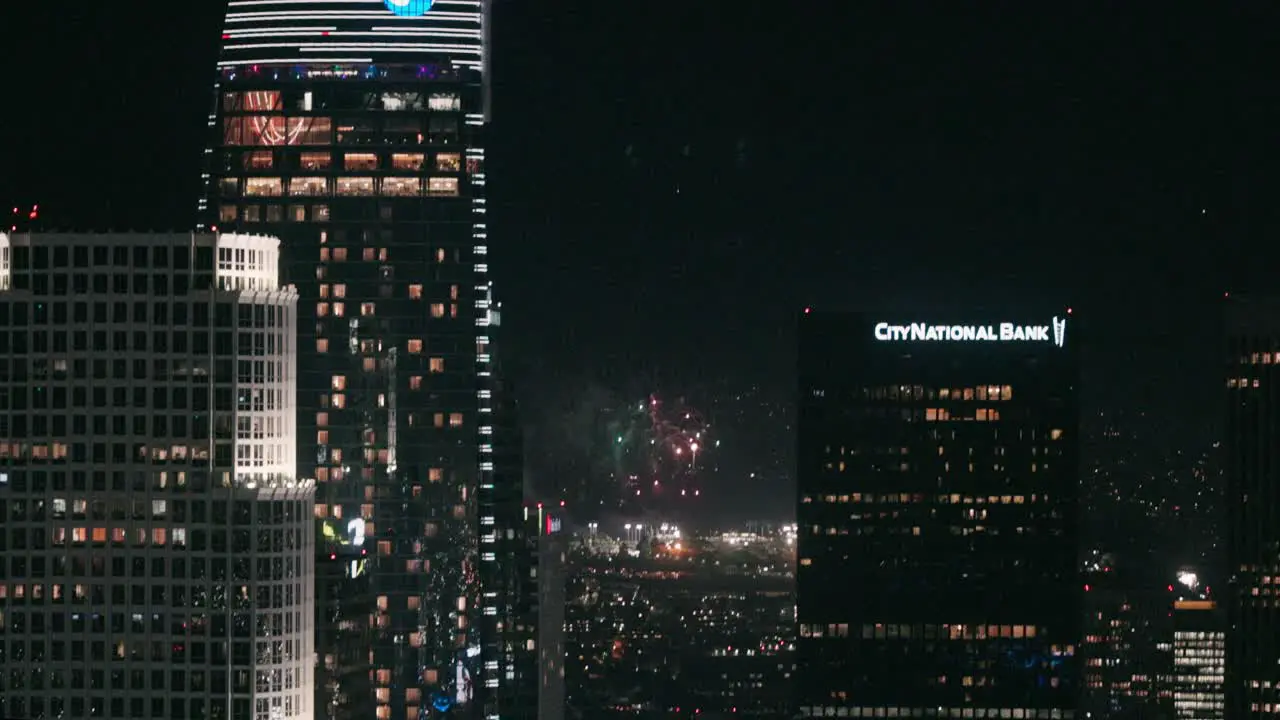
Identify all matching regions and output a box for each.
[433,413,444,428]
[382,177,421,197]
[409,376,423,390]
[435,153,461,172]
[333,284,347,298]
[391,153,425,171]
[332,248,348,262]
[245,150,274,170]
[336,177,376,196]
[361,302,376,317]
[331,376,346,391]
[316,412,329,427]
[244,178,284,197]
[408,284,423,299]
[331,394,346,409]
[300,152,331,170]
[344,153,379,171]
[430,303,445,319]
[333,303,345,318]
[219,205,237,222]
[289,177,329,197]
[313,204,331,221]
[362,247,376,262]
[449,413,463,428]
[429,358,444,374]
[317,431,329,445]
[429,93,460,111]
[407,339,423,354]
[427,177,460,197]
[363,358,377,372]
[316,303,329,317]
[429,468,443,483]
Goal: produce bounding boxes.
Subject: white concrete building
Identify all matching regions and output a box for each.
[0,232,312,720]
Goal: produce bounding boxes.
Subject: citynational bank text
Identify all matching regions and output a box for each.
[873,318,1068,347]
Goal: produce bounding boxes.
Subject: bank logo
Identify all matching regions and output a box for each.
[1052,316,1067,348]
[384,0,434,16]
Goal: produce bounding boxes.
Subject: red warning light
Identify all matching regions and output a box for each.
[1066,307,1073,315]
[1084,584,1090,592]
[803,307,812,314]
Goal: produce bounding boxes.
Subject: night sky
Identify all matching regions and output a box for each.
[1,3,1275,514]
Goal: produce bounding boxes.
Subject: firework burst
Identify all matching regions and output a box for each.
[607,393,712,502]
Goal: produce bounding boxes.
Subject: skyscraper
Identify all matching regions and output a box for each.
[1170,593,1224,720]
[197,3,496,719]
[796,310,1081,719]
[0,232,312,720]
[1224,297,1280,720]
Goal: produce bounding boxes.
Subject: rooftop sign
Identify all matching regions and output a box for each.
[384,0,435,16]
[874,317,1067,348]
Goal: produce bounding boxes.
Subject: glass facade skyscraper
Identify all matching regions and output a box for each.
[0,232,312,720]
[1224,297,1280,720]
[197,3,496,719]
[796,310,1081,720]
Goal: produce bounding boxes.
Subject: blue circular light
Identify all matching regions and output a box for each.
[384,0,434,16]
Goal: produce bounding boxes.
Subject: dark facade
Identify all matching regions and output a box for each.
[482,368,540,720]
[796,310,1081,719]
[1224,298,1280,720]
[535,515,567,720]
[198,3,495,719]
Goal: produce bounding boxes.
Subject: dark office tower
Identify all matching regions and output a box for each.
[1224,298,1280,720]
[534,511,567,720]
[796,311,1081,720]
[197,3,493,719]
[0,232,313,720]
[482,356,540,720]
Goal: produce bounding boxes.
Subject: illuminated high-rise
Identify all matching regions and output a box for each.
[197,2,498,719]
[796,310,1081,719]
[0,232,312,720]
